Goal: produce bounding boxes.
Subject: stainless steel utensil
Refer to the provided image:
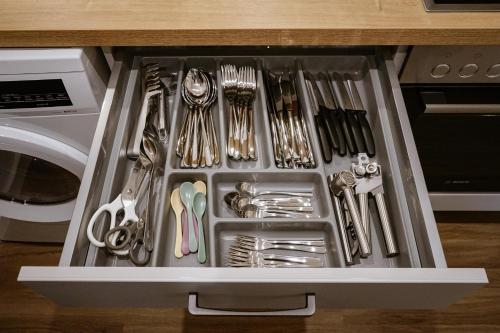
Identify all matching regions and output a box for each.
[233,235,326,253]
[177,67,219,168]
[226,248,324,268]
[236,182,313,198]
[352,154,399,257]
[328,171,371,258]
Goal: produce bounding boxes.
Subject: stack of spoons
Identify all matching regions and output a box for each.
[170,180,207,263]
[224,182,316,218]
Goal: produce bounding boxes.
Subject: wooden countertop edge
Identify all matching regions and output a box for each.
[1,29,500,46]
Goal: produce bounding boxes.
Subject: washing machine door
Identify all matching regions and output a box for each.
[0,125,86,223]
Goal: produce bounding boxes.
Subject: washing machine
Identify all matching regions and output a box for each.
[0,48,110,242]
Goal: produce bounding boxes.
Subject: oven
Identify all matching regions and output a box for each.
[400,46,500,211]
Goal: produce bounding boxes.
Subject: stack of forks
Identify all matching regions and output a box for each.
[226,235,326,268]
[221,64,257,161]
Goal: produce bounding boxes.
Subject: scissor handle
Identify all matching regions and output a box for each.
[104,225,134,251]
[87,195,123,248]
[128,219,151,265]
[129,237,151,266]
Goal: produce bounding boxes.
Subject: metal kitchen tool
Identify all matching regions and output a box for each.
[352,154,399,257]
[332,195,354,265]
[328,171,371,258]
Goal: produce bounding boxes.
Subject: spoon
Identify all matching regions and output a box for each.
[184,68,207,98]
[193,192,207,264]
[194,180,207,195]
[190,180,206,240]
[235,196,314,213]
[180,182,197,252]
[236,182,313,198]
[170,188,184,258]
[242,204,315,219]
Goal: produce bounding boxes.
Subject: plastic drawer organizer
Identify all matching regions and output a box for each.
[18,50,487,315]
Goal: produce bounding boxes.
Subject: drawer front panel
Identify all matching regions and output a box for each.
[19,267,487,308]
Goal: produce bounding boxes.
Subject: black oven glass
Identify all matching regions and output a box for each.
[402,84,500,192]
[0,79,72,109]
[0,150,80,204]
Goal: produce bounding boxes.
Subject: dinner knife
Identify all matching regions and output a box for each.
[318,72,347,156]
[304,73,333,163]
[331,72,360,155]
[345,73,376,157]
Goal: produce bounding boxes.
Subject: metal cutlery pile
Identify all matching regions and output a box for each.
[328,153,399,265]
[304,71,375,162]
[221,64,258,161]
[226,235,326,268]
[224,181,316,218]
[176,67,220,168]
[264,70,316,169]
[87,63,170,265]
[170,180,207,264]
[128,63,173,158]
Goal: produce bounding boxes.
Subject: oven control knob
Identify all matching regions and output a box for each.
[431,64,450,78]
[486,64,500,78]
[459,64,479,78]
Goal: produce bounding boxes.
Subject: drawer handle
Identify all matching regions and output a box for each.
[188,293,315,316]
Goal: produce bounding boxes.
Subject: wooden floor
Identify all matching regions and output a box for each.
[1,217,499,332]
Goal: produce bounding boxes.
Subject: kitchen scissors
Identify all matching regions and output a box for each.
[86,155,151,254]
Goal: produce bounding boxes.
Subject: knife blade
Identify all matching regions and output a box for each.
[264,70,284,166]
[283,72,308,164]
[331,72,358,155]
[318,72,346,156]
[332,72,354,110]
[344,73,376,157]
[304,72,332,163]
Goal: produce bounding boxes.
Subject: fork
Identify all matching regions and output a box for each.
[231,239,327,254]
[226,261,320,268]
[226,248,324,267]
[235,235,325,247]
[246,66,257,160]
[238,66,256,160]
[221,64,238,158]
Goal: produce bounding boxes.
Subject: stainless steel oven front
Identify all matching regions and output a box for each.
[400,46,500,211]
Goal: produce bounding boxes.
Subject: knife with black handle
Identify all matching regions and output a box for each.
[304,73,333,163]
[331,72,360,156]
[317,73,346,156]
[345,73,376,157]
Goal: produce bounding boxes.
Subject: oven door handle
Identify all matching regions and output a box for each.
[424,104,500,114]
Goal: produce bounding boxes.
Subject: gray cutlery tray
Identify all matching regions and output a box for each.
[84,54,420,269]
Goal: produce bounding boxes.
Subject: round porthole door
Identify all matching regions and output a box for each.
[0,125,87,222]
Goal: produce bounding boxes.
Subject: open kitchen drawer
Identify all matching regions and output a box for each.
[18,48,487,315]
